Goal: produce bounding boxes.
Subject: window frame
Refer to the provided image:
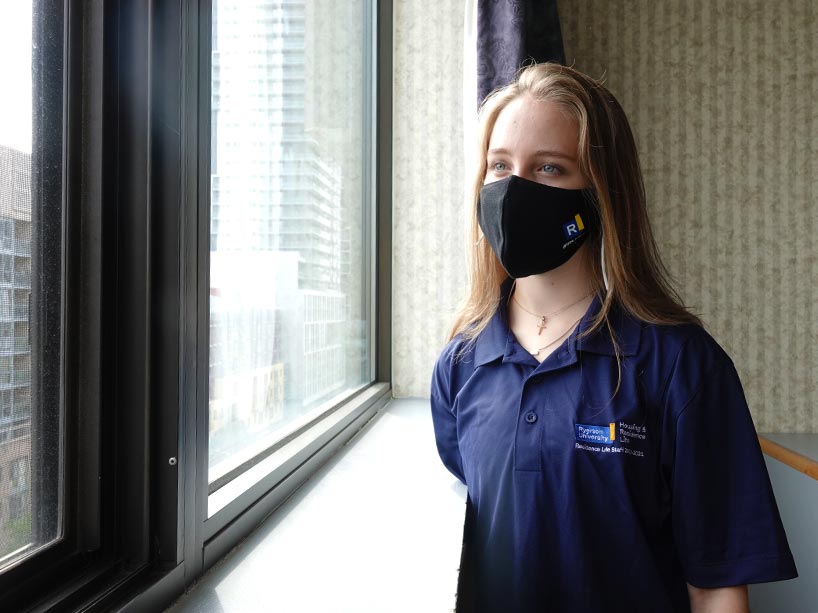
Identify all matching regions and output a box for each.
[188,0,391,575]
[0,0,393,609]
[0,0,91,605]
[0,0,156,607]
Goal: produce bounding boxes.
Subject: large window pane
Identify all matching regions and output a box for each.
[209,1,372,487]
[0,0,62,568]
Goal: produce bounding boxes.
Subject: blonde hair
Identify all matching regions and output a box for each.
[450,63,700,361]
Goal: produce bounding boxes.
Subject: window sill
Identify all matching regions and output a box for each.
[165,397,467,612]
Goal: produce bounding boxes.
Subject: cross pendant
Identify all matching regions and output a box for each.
[537,316,547,335]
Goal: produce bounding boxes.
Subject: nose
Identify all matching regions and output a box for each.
[513,171,536,182]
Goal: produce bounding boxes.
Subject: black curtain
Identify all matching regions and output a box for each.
[476,0,566,107]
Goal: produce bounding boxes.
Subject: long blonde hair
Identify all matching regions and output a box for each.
[450,63,701,353]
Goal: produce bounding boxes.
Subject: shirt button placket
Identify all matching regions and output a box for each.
[515,378,543,472]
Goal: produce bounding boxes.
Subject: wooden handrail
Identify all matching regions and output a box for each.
[759,436,818,482]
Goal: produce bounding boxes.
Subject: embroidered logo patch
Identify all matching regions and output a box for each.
[575,422,616,446]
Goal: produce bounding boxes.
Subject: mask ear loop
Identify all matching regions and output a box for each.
[600,239,610,293]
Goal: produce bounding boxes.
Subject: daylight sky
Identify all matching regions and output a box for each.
[0,0,33,153]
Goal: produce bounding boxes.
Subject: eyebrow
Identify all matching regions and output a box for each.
[487,147,577,161]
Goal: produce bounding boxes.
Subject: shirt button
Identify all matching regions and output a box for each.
[525,412,537,424]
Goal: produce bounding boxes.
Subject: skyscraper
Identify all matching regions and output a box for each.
[0,144,33,556]
[208,0,364,469]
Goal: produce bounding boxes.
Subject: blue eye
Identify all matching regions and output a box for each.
[492,162,507,172]
[540,164,560,174]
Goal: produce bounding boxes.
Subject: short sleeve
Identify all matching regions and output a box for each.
[430,343,466,484]
[664,338,797,587]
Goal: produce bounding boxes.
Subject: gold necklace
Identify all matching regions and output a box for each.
[512,291,593,336]
[526,314,584,357]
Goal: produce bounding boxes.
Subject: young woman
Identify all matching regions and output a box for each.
[431,64,797,612]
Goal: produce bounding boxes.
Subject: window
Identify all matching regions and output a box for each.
[0,290,9,322]
[207,0,375,506]
[0,221,12,253]
[0,391,11,419]
[0,255,12,285]
[0,0,390,609]
[0,0,60,570]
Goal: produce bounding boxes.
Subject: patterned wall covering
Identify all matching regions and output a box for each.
[393,0,817,434]
[558,0,817,432]
[392,0,469,398]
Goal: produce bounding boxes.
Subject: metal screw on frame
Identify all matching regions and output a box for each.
[168,457,177,466]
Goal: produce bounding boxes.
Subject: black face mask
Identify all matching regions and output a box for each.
[477,175,597,278]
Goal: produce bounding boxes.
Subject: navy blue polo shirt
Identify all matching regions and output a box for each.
[431,281,797,612]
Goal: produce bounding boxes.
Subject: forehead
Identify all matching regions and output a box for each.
[488,95,579,155]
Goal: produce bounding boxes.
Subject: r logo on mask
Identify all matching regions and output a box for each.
[562,214,586,240]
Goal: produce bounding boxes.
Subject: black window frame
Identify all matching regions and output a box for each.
[0,2,113,607]
[0,0,393,610]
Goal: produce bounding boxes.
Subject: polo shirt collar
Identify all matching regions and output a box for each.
[473,278,642,367]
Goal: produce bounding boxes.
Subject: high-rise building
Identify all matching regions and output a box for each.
[208,1,356,468]
[210,0,343,292]
[0,144,33,555]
